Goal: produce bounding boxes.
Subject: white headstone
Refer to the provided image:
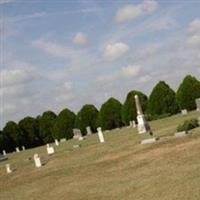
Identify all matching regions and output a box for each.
[34,154,42,168]
[97,127,105,143]
[6,164,12,174]
[181,109,188,115]
[55,139,59,146]
[22,146,25,151]
[141,137,158,144]
[16,147,20,153]
[46,144,55,155]
[135,95,151,134]
[86,126,92,135]
[132,120,136,128]
[3,150,6,156]
[60,138,67,143]
[175,131,187,137]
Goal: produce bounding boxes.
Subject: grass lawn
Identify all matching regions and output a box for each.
[0,111,200,200]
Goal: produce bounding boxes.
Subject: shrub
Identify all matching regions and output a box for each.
[176,75,200,110]
[75,104,98,135]
[148,81,179,116]
[98,97,123,130]
[52,108,75,140]
[177,118,199,132]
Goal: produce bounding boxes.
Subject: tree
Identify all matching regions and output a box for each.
[39,111,57,143]
[176,75,200,110]
[75,104,99,135]
[121,90,148,125]
[52,108,75,140]
[18,117,42,148]
[2,121,25,150]
[148,81,179,115]
[0,130,10,152]
[98,97,122,130]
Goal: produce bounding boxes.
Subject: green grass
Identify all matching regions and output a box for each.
[0,111,200,200]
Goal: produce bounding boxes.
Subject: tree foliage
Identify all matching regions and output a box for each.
[176,75,200,110]
[39,111,57,143]
[52,108,75,140]
[18,117,42,147]
[98,97,122,130]
[75,104,98,135]
[121,90,148,125]
[148,81,179,115]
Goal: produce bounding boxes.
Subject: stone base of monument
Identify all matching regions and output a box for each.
[174,131,188,137]
[0,154,7,162]
[140,137,159,144]
[137,115,151,134]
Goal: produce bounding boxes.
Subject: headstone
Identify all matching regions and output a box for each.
[174,131,187,137]
[132,120,136,128]
[135,95,151,134]
[73,129,82,140]
[34,154,42,168]
[5,164,12,174]
[16,147,20,153]
[3,150,6,156]
[86,126,92,135]
[97,127,105,143]
[181,109,188,115]
[60,138,66,143]
[22,146,25,151]
[196,98,200,111]
[46,144,55,155]
[73,144,81,149]
[141,137,159,144]
[0,153,7,161]
[55,139,59,146]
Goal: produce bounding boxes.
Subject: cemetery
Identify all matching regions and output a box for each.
[0,109,200,200]
[1,1,200,199]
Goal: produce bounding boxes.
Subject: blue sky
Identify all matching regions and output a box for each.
[0,0,200,128]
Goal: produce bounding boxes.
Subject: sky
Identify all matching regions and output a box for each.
[0,0,200,128]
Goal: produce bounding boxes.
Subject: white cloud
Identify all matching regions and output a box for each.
[115,0,158,23]
[188,18,200,33]
[0,61,38,87]
[73,32,88,46]
[33,38,69,58]
[187,34,200,47]
[0,103,16,114]
[187,19,200,48]
[0,0,13,4]
[96,64,141,83]
[104,42,129,61]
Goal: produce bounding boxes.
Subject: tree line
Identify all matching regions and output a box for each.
[1,75,200,152]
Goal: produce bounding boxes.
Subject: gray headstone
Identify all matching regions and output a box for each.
[86,126,92,135]
[141,137,159,144]
[0,154,7,162]
[60,138,66,143]
[196,98,200,111]
[73,129,82,139]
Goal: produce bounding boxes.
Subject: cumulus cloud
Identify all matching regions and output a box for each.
[32,38,69,58]
[188,18,200,33]
[97,64,141,83]
[104,42,129,61]
[115,0,158,23]
[187,18,200,48]
[73,32,88,46]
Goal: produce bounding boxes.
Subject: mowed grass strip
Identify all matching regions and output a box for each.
[0,111,200,200]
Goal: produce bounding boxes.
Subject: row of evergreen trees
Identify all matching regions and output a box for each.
[1,75,200,152]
